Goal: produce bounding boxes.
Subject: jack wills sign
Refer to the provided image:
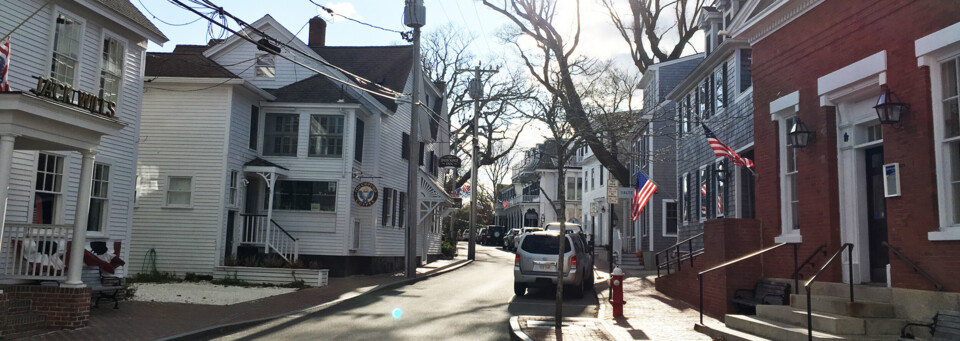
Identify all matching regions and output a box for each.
[30,76,117,118]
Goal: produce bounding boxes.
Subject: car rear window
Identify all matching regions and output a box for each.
[520,235,572,254]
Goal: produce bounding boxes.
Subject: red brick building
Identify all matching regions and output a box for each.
[746,0,960,292]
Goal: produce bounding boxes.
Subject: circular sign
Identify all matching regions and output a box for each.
[353,182,379,207]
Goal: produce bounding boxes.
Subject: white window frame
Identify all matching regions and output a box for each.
[699,165,708,222]
[271,180,338,213]
[917,22,960,240]
[681,172,690,223]
[32,152,67,224]
[88,162,110,234]
[97,30,126,106]
[47,7,86,87]
[770,91,802,243]
[308,114,345,158]
[263,113,299,156]
[255,53,276,78]
[663,199,678,237]
[164,176,194,208]
[228,170,239,207]
[715,158,725,218]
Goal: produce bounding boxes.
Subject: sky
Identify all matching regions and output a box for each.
[132,0,700,187]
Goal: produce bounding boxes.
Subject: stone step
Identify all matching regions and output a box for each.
[694,322,772,341]
[790,294,895,318]
[725,315,900,341]
[757,305,906,335]
[807,282,893,303]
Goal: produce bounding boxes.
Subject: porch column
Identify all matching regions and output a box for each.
[264,173,276,249]
[63,151,96,288]
[0,135,18,275]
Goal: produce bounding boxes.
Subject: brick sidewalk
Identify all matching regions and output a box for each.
[516,316,615,341]
[19,245,468,341]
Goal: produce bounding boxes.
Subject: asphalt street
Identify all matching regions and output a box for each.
[204,243,600,341]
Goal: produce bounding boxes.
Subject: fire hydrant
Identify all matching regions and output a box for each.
[610,267,625,317]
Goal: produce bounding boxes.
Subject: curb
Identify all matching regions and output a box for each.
[509,269,615,341]
[509,316,535,341]
[161,258,473,340]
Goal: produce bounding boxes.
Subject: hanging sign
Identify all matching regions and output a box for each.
[439,155,461,168]
[353,182,379,207]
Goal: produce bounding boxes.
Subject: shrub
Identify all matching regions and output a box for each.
[211,272,251,287]
[441,241,455,258]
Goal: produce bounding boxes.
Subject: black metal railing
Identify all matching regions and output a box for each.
[790,244,827,294]
[883,241,942,291]
[803,243,854,341]
[697,242,788,324]
[655,232,704,277]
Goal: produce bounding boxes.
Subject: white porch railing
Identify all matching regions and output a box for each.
[238,214,299,264]
[0,224,73,280]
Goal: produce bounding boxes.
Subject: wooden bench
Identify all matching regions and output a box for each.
[901,310,960,340]
[81,267,125,309]
[732,279,791,313]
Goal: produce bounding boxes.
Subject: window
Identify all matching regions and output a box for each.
[664,200,678,236]
[51,13,82,85]
[685,95,694,132]
[249,106,259,150]
[255,54,275,78]
[700,79,712,119]
[591,168,595,190]
[391,190,398,226]
[34,153,64,224]
[382,188,394,226]
[699,167,709,220]
[739,49,753,92]
[678,101,686,135]
[566,176,582,201]
[98,37,124,104]
[715,64,726,110]
[355,118,365,162]
[272,180,337,212]
[88,163,109,232]
[599,167,604,185]
[308,115,344,157]
[938,56,960,227]
[166,176,192,206]
[264,113,298,156]
[715,160,726,217]
[228,170,239,206]
[781,116,799,230]
[681,173,689,222]
[398,192,407,228]
[402,133,410,160]
[739,150,756,219]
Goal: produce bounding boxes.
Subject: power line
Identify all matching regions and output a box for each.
[136,0,202,26]
[308,0,412,41]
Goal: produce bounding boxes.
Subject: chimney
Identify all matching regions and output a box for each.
[308,17,326,47]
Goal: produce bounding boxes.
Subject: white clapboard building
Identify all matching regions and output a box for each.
[132,16,451,277]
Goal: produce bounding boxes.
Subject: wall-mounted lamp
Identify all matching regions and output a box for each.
[788,118,815,148]
[874,85,908,125]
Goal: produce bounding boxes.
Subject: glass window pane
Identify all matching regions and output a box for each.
[168,192,190,205]
[169,177,191,191]
[791,202,799,229]
[945,99,960,139]
[943,59,958,98]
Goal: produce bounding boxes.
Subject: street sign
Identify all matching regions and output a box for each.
[606,178,619,204]
[590,202,598,216]
[439,155,461,168]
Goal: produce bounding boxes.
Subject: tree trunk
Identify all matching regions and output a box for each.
[555,147,567,339]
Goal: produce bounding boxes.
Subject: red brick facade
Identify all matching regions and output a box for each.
[0,285,91,337]
[656,218,764,319]
[751,0,960,291]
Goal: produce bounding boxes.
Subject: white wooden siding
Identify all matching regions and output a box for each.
[0,0,150,278]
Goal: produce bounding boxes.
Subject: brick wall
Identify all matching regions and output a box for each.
[656,218,765,319]
[0,285,91,336]
[751,0,960,291]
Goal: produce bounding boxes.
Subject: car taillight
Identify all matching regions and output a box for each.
[515,254,520,267]
[570,255,577,266]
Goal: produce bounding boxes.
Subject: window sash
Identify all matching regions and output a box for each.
[51,13,82,85]
[665,201,678,235]
[264,114,299,156]
[99,37,124,103]
[271,180,337,212]
[35,153,64,193]
[229,171,238,205]
[256,54,276,78]
[167,177,192,205]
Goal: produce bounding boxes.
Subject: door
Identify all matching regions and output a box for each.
[225,210,236,261]
[864,147,889,283]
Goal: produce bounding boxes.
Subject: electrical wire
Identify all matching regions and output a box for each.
[309,0,412,40]
[136,0,203,26]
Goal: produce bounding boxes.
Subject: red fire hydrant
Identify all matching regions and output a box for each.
[610,267,625,317]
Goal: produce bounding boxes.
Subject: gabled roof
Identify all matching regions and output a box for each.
[244,157,289,170]
[92,0,167,42]
[145,45,238,78]
[311,45,414,111]
[268,74,361,104]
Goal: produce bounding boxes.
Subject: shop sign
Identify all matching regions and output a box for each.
[353,182,379,207]
[30,76,117,117]
[438,155,461,168]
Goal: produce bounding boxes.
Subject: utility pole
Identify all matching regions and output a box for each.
[404,0,425,278]
[459,65,497,260]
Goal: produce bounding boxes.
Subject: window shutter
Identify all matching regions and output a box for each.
[402,133,409,160]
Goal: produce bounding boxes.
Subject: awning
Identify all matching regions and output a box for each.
[418,170,452,224]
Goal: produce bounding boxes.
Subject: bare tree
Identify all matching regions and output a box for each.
[421,24,536,189]
[482,141,517,202]
[601,0,706,73]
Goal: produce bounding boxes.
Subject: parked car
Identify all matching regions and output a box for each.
[515,227,544,250]
[503,228,521,250]
[514,231,595,298]
[482,225,506,246]
[476,227,487,244]
[543,222,588,246]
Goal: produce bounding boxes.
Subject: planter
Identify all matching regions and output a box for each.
[213,266,328,287]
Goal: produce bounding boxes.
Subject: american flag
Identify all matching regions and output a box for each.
[631,171,657,221]
[0,38,9,92]
[703,123,753,168]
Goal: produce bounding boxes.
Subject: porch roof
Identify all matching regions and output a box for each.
[243,157,289,176]
[0,92,125,152]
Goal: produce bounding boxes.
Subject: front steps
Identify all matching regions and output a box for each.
[620,253,644,270]
[697,281,906,341]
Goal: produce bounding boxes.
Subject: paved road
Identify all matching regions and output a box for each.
[204,243,599,341]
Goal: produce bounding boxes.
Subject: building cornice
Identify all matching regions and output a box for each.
[729,0,826,45]
[666,40,750,102]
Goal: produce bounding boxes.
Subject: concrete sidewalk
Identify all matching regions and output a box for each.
[20,245,469,341]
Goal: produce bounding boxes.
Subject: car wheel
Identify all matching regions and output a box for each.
[586,270,595,290]
[572,280,585,299]
[514,283,526,296]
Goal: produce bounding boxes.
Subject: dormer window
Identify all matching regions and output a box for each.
[256,54,275,78]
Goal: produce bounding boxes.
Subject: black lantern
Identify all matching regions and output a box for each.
[874,85,908,124]
[788,118,814,148]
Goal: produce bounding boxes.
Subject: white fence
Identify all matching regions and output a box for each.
[239,214,299,263]
[0,224,73,280]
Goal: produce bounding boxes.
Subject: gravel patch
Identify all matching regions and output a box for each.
[130,282,297,305]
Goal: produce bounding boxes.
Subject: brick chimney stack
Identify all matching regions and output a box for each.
[308,17,326,47]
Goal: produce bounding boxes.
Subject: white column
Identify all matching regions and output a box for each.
[264,173,276,250]
[63,151,96,288]
[0,135,18,291]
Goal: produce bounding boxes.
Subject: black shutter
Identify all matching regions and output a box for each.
[418,142,425,166]
[354,118,365,162]
[249,106,259,150]
[382,188,391,226]
[402,133,409,160]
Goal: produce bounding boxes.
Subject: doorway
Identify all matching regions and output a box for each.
[864,147,889,283]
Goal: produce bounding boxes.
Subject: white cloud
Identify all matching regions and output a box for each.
[318,2,362,21]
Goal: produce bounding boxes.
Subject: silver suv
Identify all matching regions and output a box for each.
[514,231,595,298]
